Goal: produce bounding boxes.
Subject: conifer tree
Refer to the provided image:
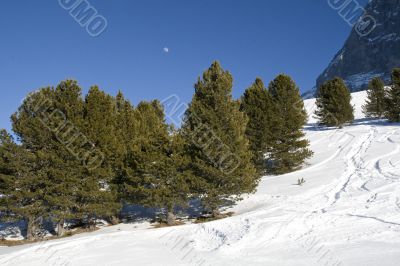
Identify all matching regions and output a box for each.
[120,101,191,225]
[314,77,354,127]
[46,81,88,236]
[268,74,313,174]
[385,68,400,122]
[81,86,122,227]
[0,129,47,240]
[11,81,89,236]
[11,82,123,233]
[240,78,276,175]
[114,91,135,164]
[362,77,386,118]
[117,101,160,207]
[113,91,137,199]
[162,131,192,224]
[182,61,258,216]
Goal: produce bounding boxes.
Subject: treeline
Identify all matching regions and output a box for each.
[0,62,312,240]
[363,68,400,122]
[314,68,400,127]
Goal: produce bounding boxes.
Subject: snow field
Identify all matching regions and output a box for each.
[0,91,399,265]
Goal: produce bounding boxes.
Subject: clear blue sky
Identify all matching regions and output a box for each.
[0,0,368,131]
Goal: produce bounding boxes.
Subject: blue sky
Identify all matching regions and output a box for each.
[0,0,369,131]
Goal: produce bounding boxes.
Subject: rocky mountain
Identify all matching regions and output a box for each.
[304,0,400,98]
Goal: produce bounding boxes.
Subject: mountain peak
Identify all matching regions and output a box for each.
[305,0,400,98]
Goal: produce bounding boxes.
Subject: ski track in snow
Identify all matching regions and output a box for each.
[0,91,400,266]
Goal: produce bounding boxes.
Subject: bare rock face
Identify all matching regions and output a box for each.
[306,0,400,98]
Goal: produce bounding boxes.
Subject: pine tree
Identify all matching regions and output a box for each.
[81,86,122,227]
[362,77,386,118]
[0,129,47,240]
[113,91,137,202]
[240,78,276,175]
[386,68,400,122]
[120,101,192,225]
[314,77,354,127]
[162,131,192,224]
[11,86,70,239]
[11,82,123,234]
[46,81,89,236]
[182,61,258,216]
[117,100,161,207]
[268,74,313,174]
[10,81,89,237]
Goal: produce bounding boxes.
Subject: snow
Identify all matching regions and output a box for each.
[329,49,346,67]
[1,91,400,265]
[343,72,388,90]
[369,33,400,43]
[301,86,317,99]
[305,90,367,124]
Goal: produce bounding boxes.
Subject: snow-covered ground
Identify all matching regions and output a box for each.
[1,91,400,266]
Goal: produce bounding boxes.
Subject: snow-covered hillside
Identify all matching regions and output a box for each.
[1,91,399,266]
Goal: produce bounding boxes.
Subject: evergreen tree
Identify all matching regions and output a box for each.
[240,78,276,175]
[11,81,89,237]
[162,131,192,224]
[11,82,123,234]
[45,81,88,236]
[0,130,15,216]
[120,101,192,225]
[386,68,400,122]
[114,91,135,164]
[0,129,47,240]
[81,86,122,227]
[122,101,166,205]
[182,61,258,216]
[268,74,313,174]
[314,77,354,127]
[362,77,386,118]
[113,91,137,202]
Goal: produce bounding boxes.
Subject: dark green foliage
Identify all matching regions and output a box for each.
[120,100,192,222]
[81,87,121,223]
[385,68,400,122]
[182,61,258,214]
[10,83,86,238]
[45,81,89,231]
[268,74,313,174]
[315,77,354,127]
[0,64,317,235]
[240,78,276,175]
[2,79,199,234]
[149,131,192,224]
[0,129,48,240]
[8,81,122,236]
[113,91,138,190]
[362,77,386,118]
[123,102,169,206]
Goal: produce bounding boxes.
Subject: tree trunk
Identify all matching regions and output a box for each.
[166,211,176,226]
[109,216,120,225]
[57,220,66,237]
[87,218,97,231]
[212,209,221,218]
[26,217,38,241]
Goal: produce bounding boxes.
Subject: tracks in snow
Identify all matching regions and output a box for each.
[1,124,400,266]
[193,125,400,256]
[321,126,376,212]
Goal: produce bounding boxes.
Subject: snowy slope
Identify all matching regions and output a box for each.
[1,91,400,266]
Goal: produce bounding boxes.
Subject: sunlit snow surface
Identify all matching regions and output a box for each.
[1,91,400,266]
